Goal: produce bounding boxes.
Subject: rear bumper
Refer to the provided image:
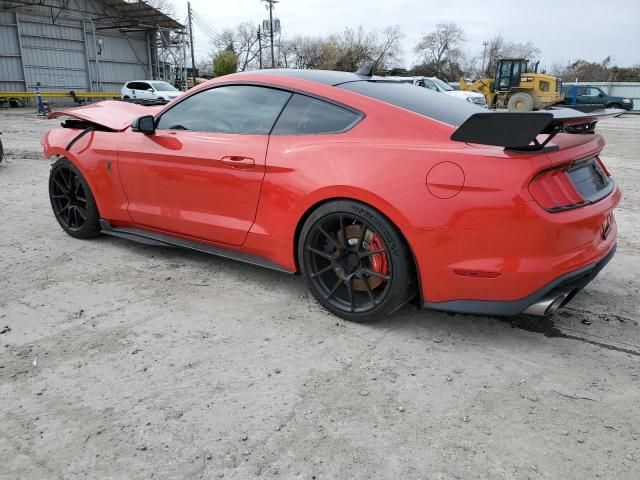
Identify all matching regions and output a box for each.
[422,244,616,316]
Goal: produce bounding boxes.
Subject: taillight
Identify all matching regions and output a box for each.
[529,166,588,212]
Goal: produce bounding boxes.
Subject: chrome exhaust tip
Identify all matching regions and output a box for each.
[522,291,572,316]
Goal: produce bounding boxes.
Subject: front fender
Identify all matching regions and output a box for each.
[41,128,84,159]
[42,127,130,223]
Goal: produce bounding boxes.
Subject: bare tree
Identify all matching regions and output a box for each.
[279,36,333,69]
[552,57,640,82]
[414,22,465,77]
[484,34,540,76]
[370,25,403,70]
[195,57,212,78]
[141,0,176,17]
[458,50,481,79]
[209,22,262,71]
[275,25,402,72]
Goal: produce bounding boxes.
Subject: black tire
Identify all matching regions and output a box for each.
[298,200,416,322]
[49,157,100,239]
[507,92,534,112]
[123,95,130,100]
[607,103,621,109]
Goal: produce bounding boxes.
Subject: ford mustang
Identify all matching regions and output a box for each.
[42,69,620,321]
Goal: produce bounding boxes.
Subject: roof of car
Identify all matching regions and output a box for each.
[246,69,375,86]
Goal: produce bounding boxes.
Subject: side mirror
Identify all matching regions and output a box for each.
[147,88,154,92]
[131,115,155,135]
[598,93,604,98]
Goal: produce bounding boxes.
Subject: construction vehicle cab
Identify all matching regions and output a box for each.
[461,58,563,112]
[495,58,537,90]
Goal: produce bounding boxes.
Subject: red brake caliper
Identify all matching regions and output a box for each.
[368,234,389,277]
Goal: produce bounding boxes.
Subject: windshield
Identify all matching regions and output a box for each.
[430,78,453,91]
[150,81,178,92]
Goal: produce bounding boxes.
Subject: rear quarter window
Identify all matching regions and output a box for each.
[272,94,360,135]
[127,82,147,90]
[338,81,482,126]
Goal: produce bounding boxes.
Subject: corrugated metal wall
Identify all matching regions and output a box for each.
[0,9,25,92]
[570,82,640,111]
[0,0,153,94]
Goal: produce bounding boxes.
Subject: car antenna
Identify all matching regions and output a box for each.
[355,64,374,77]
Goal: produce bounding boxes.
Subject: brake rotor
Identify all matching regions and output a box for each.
[334,225,389,291]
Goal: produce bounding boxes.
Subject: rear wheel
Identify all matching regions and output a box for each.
[507,92,534,112]
[298,200,416,322]
[49,158,100,239]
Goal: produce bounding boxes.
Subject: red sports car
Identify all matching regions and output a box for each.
[42,69,620,321]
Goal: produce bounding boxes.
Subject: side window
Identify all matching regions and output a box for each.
[157,85,291,134]
[588,87,601,96]
[423,80,438,91]
[271,94,360,135]
[128,82,141,90]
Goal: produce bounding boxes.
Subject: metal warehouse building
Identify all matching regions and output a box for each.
[0,0,184,98]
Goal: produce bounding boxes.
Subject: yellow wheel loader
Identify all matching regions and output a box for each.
[460,58,564,112]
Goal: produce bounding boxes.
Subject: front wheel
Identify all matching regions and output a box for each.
[507,92,534,112]
[49,158,100,239]
[298,200,416,322]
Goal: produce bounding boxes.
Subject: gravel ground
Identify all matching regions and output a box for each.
[1,108,639,480]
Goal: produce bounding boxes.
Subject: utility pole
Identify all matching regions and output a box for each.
[481,41,488,76]
[187,1,196,87]
[261,0,278,68]
[257,25,263,69]
[182,31,188,91]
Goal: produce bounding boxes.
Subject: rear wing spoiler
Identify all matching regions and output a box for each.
[450,108,623,151]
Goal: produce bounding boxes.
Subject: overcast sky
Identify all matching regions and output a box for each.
[173,0,640,68]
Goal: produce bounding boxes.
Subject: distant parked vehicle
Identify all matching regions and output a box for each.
[562,85,633,111]
[121,81,182,102]
[386,76,487,106]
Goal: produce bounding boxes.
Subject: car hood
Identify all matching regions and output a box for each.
[48,100,164,131]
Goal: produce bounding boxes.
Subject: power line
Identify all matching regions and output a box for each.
[191,9,223,42]
[192,19,219,41]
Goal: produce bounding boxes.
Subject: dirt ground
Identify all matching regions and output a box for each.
[1,108,639,480]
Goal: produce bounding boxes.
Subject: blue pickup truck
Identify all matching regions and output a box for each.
[563,85,634,111]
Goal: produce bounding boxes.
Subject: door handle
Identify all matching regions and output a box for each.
[221,156,255,170]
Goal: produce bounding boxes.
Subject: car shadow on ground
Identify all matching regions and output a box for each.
[94,234,639,357]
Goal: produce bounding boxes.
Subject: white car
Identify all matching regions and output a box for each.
[120,80,182,102]
[386,76,487,107]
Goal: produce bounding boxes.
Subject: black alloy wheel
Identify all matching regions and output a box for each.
[49,158,100,238]
[299,200,415,321]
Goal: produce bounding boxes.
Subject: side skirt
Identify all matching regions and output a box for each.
[99,219,294,274]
